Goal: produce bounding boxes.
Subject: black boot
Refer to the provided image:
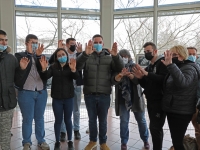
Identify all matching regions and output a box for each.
[68,141,74,150]
[54,141,61,150]
[74,130,81,140]
[60,132,66,142]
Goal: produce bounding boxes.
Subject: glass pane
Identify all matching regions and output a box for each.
[115,0,153,9]
[15,0,57,8]
[62,0,100,10]
[16,16,58,54]
[157,14,200,54]
[158,0,200,5]
[114,17,153,60]
[62,16,100,47]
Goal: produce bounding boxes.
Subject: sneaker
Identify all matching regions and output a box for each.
[38,142,50,150]
[100,143,110,150]
[74,130,81,140]
[84,141,97,150]
[60,132,66,142]
[68,141,74,150]
[144,142,150,150]
[121,144,127,150]
[54,142,61,150]
[23,143,31,150]
[86,127,90,133]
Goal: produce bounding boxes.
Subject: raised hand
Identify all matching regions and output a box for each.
[36,43,45,56]
[69,58,76,72]
[108,42,118,56]
[115,68,130,81]
[137,64,148,76]
[58,40,66,49]
[161,50,172,66]
[39,55,48,71]
[132,64,144,79]
[85,40,94,55]
[76,42,82,53]
[20,57,30,70]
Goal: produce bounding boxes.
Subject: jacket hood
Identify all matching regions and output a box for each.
[5,46,11,53]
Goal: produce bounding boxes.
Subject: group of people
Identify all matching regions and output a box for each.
[0,28,199,150]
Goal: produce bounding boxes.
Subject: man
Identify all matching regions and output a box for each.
[187,46,200,150]
[76,34,124,150]
[132,42,168,150]
[49,38,83,141]
[0,30,29,150]
[15,34,50,150]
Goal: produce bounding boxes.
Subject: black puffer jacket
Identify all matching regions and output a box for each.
[76,49,124,94]
[162,61,200,115]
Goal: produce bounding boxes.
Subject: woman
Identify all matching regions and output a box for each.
[39,48,79,150]
[114,49,149,150]
[161,45,200,150]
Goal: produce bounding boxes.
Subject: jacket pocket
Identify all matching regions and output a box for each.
[8,87,17,108]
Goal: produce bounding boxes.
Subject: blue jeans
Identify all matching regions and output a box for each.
[120,104,149,144]
[84,94,111,144]
[60,86,82,132]
[52,98,73,142]
[17,89,47,145]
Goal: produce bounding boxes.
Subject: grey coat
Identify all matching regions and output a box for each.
[114,64,145,116]
[76,50,124,94]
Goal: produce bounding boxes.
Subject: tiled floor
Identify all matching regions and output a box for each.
[9,106,195,150]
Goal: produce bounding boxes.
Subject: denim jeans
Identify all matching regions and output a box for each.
[84,94,111,144]
[119,104,149,144]
[60,86,82,133]
[17,89,47,145]
[52,98,74,142]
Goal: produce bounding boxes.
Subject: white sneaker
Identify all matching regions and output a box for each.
[38,142,50,150]
[23,143,31,150]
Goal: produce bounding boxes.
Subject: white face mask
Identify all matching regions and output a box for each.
[123,57,128,64]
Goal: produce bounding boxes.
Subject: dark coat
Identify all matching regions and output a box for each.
[0,47,26,111]
[76,49,124,94]
[40,63,79,99]
[162,61,200,115]
[139,56,168,102]
[15,51,47,90]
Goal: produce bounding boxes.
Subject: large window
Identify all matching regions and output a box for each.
[157,13,200,53]
[15,0,57,8]
[62,0,100,10]
[16,15,57,54]
[114,16,153,59]
[115,0,153,9]
[62,15,100,46]
[158,0,200,6]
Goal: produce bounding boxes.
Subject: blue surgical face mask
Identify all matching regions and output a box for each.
[58,56,67,63]
[93,44,103,52]
[0,44,7,52]
[32,43,38,53]
[187,55,196,62]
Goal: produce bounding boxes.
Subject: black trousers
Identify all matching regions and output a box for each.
[147,102,166,150]
[167,112,193,150]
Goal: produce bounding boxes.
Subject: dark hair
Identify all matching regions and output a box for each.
[143,42,157,50]
[25,34,38,43]
[52,48,68,69]
[119,49,132,60]
[92,34,103,40]
[187,46,197,52]
[66,38,76,44]
[0,30,7,35]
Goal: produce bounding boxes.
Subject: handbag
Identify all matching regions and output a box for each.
[169,134,198,150]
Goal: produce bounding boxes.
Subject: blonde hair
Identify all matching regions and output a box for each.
[170,45,188,60]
